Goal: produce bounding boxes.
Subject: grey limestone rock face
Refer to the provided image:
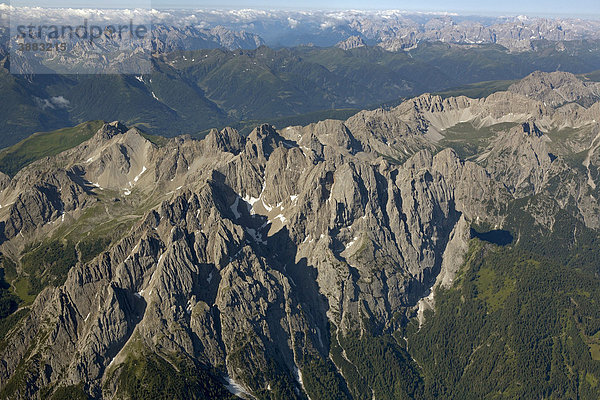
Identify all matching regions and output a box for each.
[508,71,600,107]
[335,36,367,50]
[1,70,599,399]
[375,17,600,52]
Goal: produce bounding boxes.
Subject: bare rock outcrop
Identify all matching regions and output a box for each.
[2,70,600,399]
[335,35,367,50]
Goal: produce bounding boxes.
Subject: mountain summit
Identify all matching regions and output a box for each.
[335,36,367,50]
[1,71,600,399]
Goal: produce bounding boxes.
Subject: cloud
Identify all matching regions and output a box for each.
[50,96,70,108]
[35,96,70,110]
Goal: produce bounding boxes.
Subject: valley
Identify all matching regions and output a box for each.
[2,41,600,147]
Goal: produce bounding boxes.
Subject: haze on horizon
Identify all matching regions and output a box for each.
[2,0,600,19]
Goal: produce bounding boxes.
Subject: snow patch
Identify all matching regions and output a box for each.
[207,271,213,284]
[274,214,287,224]
[224,376,252,398]
[230,197,241,219]
[242,194,260,214]
[293,367,311,399]
[229,247,243,262]
[246,228,267,245]
[294,367,304,385]
[345,236,359,249]
[315,326,324,348]
[133,166,147,183]
[287,274,297,286]
[262,198,273,212]
[243,194,260,206]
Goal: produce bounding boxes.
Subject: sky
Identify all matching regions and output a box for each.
[159,0,600,17]
[2,0,600,18]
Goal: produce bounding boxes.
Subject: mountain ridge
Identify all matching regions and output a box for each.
[1,71,600,399]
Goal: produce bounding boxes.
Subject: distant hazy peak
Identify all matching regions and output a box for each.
[335,35,367,50]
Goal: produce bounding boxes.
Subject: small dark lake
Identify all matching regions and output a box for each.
[470,228,513,246]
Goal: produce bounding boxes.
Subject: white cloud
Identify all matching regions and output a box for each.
[34,95,70,110]
[50,96,70,108]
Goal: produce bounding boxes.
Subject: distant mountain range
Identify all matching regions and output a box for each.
[1,40,600,148]
[3,5,600,51]
[152,25,265,52]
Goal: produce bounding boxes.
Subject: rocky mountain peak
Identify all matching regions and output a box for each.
[508,70,600,107]
[301,119,362,155]
[248,123,278,140]
[2,72,600,399]
[204,127,245,155]
[245,123,290,159]
[335,35,367,50]
[94,121,129,141]
[406,93,449,113]
[518,121,543,137]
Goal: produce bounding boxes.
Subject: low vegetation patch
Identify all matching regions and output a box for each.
[0,120,104,177]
